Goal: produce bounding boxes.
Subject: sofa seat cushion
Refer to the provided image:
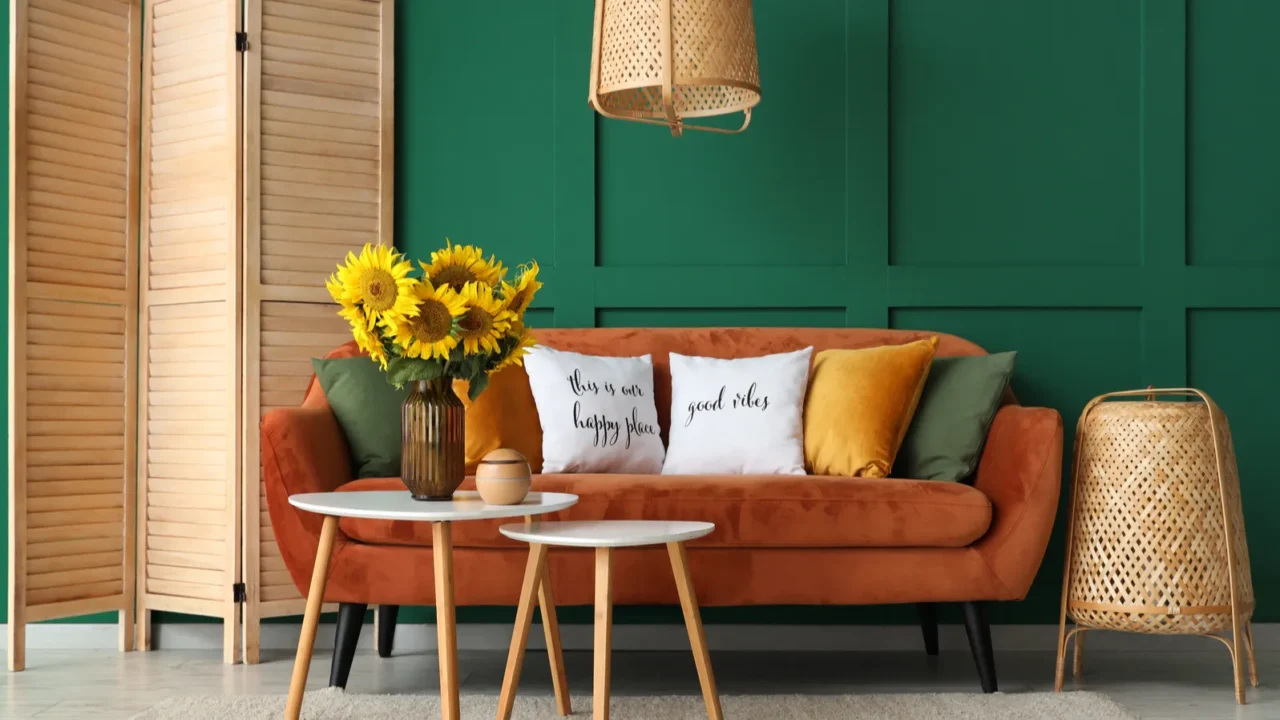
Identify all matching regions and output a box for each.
[335,474,992,550]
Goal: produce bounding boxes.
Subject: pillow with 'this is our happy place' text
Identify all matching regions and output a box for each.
[522,346,665,473]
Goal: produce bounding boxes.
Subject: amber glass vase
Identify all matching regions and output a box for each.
[401,378,465,500]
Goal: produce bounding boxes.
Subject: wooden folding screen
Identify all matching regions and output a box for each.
[136,0,244,663]
[240,0,395,662]
[7,0,143,672]
[131,0,394,664]
[8,0,392,669]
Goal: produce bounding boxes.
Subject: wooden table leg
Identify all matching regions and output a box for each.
[516,515,570,717]
[285,515,338,720]
[497,543,548,720]
[433,522,459,720]
[594,547,614,720]
[667,542,722,720]
[539,562,572,716]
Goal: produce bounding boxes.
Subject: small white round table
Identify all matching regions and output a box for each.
[496,520,721,720]
[284,490,579,720]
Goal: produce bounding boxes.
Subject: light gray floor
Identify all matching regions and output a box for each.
[1,647,1272,719]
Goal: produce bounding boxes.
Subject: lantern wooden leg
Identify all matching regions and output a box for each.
[1246,622,1259,688]
[1230,611,1247,705]
[1229,642,1244,705]
[1053,622,1068,692]
[1056,626,1085,692]
[1072,630,1084,678]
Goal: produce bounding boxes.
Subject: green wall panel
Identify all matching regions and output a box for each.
[597,308,846,329]
[395,1,558,265]
[1186,1,1280,266]
[1188,310,1279,612]
[890,308,1144,621]
[596,1,849,268]
[888,0,1142,267]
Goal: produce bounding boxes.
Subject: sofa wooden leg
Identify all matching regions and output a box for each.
[330,603,368,688]
[961,601,997,693]
[917,603,939,656]
[377,605,399,658]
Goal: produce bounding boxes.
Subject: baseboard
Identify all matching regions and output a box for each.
[1,623,1270,653]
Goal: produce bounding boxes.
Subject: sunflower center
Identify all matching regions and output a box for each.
[358,268,397,312]
[413,299,454,343]
[458,307,494,339]
[434,265,477,290]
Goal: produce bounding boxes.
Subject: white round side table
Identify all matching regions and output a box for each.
[284,490,579,720]
[496,520,720,720]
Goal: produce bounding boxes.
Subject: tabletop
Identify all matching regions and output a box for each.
[499,520,715,548]
[289,490,579,522]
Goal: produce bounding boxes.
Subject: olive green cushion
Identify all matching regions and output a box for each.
[311,357,408,478]
[895,352,1017,482]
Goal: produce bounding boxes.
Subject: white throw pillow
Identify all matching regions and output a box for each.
[522,346,665,473]
[663,348,813,475]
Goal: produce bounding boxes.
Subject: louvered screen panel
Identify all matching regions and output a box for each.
[8,0,141,671]
[142,301,231,604]
[259,302,353,417]
[241,0,394,662]
[253,0,393,303]
[257,303,352,609]
[137,0,242,663]
[145,0,236,299]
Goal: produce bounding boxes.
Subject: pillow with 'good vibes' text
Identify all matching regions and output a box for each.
[522,346,665,473]
[663,348,813,475]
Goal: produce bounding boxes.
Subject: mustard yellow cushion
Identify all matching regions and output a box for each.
[803,337,939,477]
[455,367,544,475]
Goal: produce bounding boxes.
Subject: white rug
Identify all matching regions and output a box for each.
[132,687,1135,719]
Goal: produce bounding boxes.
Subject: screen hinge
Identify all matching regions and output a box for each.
[233,582,247,603]
[235,32,249,53]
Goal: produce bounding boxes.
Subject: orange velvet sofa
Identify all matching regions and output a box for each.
[262,328,1063,693]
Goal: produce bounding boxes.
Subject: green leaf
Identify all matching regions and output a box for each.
[386,356,445,389]
[467,371,490,401]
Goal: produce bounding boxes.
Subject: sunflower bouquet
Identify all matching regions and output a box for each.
[326,241,541,399]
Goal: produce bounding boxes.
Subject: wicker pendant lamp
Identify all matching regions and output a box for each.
[589,0,761,137]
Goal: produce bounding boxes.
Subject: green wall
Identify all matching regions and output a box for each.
[5,0,1280,628]
[398,0,1280,625]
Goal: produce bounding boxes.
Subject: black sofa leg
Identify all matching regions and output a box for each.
[377,605,399,658]
[961,601,998,693]
[917,603,939,656]
[330,602,368,688]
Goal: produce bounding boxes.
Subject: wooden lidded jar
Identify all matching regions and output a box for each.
[475,449,532,505]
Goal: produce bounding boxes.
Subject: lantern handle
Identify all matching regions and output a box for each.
[1087,387,1216,406]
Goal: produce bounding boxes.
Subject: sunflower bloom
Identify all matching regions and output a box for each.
[422,240,506,291]
[390,281,468,360]
[495,330,537,371]
[338,303,391,370]
[456,281,514,355]
[327,243,419,330]
[500,261,542,317]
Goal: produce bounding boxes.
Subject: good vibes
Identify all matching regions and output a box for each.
[684,383,770,427]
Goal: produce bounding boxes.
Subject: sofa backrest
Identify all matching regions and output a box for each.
[307,327,994,440]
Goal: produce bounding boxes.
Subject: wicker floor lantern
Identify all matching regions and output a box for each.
[1056,388,1257,704]
[588,0,761,137]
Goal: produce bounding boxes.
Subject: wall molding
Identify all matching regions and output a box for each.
[1,623,1271,654]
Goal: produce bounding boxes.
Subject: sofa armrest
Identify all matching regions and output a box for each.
[971,405,1063,599]
[261,405,354,592]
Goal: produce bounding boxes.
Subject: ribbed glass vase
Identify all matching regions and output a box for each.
[401,378,465,501]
